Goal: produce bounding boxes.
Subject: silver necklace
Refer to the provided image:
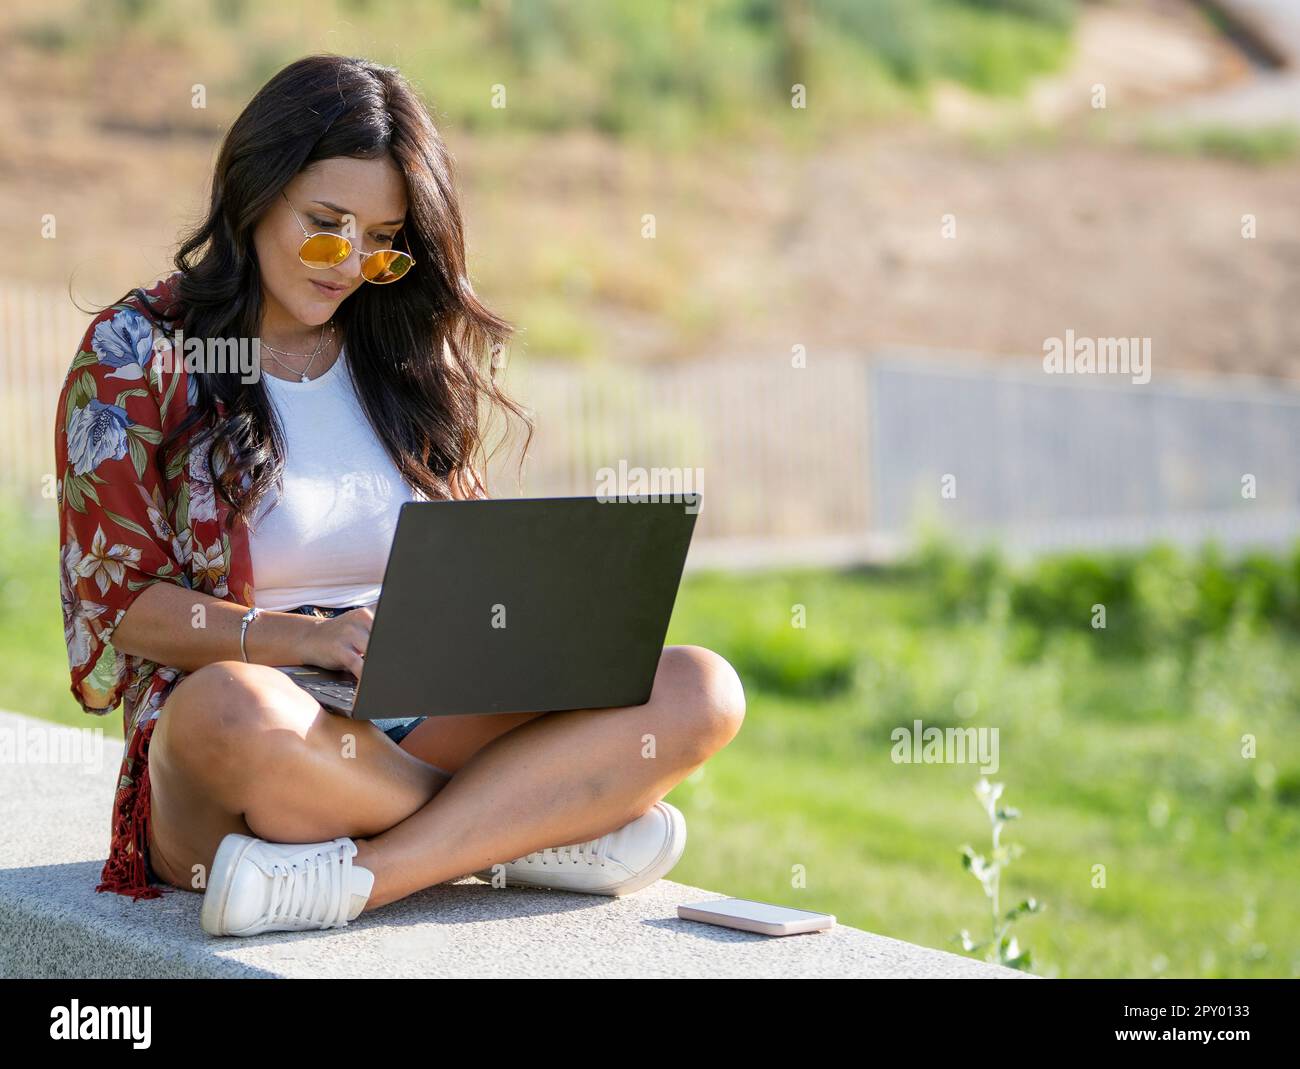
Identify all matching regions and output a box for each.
[262,322,334,382]
[264,346,322,382]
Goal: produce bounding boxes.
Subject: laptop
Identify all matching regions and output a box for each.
[274,494,701,718]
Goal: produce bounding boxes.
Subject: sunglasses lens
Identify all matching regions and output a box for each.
[361,250,415,284]
[299,234,350,269]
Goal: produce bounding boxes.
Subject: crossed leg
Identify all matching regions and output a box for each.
[145,645,745,911]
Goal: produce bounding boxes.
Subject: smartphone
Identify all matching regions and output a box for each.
[677,897,835,936]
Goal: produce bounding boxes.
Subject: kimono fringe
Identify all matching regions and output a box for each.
[95,716,168,901]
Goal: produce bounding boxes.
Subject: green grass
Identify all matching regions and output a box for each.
[0,500,85,729]
[7,499,1298,977]
[659,550,1300,978]
[1140,123,1300,165]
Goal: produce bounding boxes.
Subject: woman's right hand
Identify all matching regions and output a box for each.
[302,607,373,679]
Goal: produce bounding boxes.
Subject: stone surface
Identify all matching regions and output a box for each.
[0,709,1030,979]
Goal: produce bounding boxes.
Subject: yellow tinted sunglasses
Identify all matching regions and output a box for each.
[281,191,416,284]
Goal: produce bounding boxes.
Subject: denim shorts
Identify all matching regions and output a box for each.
[287,603,428,745]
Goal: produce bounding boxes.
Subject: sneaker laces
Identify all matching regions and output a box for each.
[265,839,355,928]
[518,834,612,869]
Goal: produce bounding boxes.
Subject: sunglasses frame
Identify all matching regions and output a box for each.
[281,190,416,284]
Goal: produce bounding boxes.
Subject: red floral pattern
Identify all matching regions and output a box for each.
[54,271,255,901]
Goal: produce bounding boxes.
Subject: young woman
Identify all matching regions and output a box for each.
[55,54,745,937]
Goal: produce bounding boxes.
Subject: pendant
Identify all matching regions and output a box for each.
[300,373,309,382]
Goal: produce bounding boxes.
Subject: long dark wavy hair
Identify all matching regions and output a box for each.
[119,53,532,528]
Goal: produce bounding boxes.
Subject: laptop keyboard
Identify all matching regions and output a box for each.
[298,678,357,712]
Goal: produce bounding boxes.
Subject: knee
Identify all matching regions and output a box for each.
[654,645,746,760]
[160,661,304,771]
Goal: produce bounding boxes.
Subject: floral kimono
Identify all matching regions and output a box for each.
[55,270,255,901]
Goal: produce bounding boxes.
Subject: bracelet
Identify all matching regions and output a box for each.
[239,606,263,663]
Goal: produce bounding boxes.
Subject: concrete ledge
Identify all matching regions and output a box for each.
[0,710,1030,979]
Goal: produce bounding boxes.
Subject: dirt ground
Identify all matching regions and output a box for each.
[1,0,1296,382]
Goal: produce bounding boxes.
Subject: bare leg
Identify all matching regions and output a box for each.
[146,646,745,908]
[147,662,449,891]
[355,645,743,907]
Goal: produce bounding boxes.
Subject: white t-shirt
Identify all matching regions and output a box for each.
[249,346,416,611]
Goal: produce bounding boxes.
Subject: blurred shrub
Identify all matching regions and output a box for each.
[811,0,1076,95]
[899,537,1009,618]
[725,615,861,699]
[902,535,1300,657]
[1140,123,1300,165]
[1275,767,1300,808]
[960,0,1076,31]
[40,0,1081,144]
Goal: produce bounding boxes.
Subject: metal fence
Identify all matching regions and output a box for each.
[868,351,1300,556]
[4,280,1299,563]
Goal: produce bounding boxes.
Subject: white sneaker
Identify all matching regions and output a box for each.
[474,801,687,897]
[200,833,376,937]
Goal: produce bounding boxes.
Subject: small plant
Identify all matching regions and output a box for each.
[955,778,1043,970]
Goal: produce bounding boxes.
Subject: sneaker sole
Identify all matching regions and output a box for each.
[199,833,257,937]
